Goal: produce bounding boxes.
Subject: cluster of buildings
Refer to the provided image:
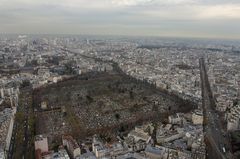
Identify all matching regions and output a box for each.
[90,46,202,103]
[86,41,240,133]
[34,108,205,159]
[227,103,240,131]
[1,35,240,158]
[35,135,71,159]
[206,52,240,131]
[0,36,113,159]
[156,111,205,158]
[0,36,113,90]
[0,108,14,159]
[0,86,19,158]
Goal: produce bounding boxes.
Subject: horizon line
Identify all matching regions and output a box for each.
[1,33,240,41]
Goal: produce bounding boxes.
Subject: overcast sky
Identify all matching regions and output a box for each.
[0,0,240,39]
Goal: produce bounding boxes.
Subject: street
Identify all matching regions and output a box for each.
[7,88,34,159]
[199,58,232,159]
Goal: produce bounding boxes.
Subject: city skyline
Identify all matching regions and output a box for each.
[0,0,240,39]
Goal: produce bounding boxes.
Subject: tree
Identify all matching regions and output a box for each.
[86,95,93,103]
[15,112,24,121]
[129,91,134,99]
[21,80,31,88]
[64,61,75,74]
[115,113,120,121]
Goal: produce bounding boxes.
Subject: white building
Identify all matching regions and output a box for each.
[0,148,5,159]
[128,127,151,143]
[62,135,81,159]
[168,113,183,125]
[34,135,49,153]
[0,108,14,153]
[92,140,109,158]
[192,109,203,125]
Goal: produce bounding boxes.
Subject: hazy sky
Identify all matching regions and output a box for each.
[0,0,240,39]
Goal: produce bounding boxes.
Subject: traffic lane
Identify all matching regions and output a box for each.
[200,58,229,158]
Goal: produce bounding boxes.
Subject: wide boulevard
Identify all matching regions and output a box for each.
[199,57,233,159]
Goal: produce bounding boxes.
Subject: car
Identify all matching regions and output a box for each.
[222,147,226,153]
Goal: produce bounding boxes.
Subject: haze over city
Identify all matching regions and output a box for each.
[1,0,240,39]
[0,1,240,159]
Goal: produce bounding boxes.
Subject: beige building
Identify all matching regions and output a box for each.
[192,110,203,125]
[34,135,49,153]
[92,138,109,158]
[41,101,48,110]
[62,135,81,158]
[128,126,151,143]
